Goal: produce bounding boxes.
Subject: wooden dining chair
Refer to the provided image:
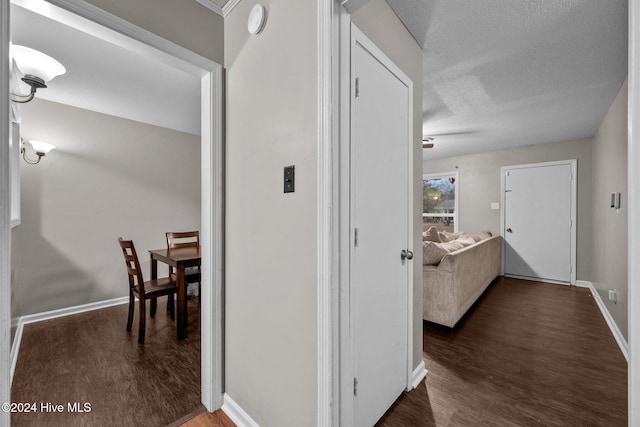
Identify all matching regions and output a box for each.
[166,231,202,303]
[118,237,178,344]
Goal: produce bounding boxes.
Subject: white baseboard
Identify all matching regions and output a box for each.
[575,280,629,362]
[9,321,24,387]
[222,394,260,427]
[411,360,428,389]
[10,296,129,385]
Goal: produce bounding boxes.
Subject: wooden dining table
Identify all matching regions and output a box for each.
[149,246,201,340]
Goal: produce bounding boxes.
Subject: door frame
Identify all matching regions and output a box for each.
[0,0,224,420]
[337,20,416,427]
[500,159,577,285]
[348,22,414,426]
[318,4,417,424]
[628,0,639,423]
[1,1,11,424]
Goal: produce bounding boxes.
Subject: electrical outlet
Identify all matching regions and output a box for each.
[491,202,499,210]
[608,290,617,303]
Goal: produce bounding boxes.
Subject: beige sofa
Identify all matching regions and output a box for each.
[422,235,501,327]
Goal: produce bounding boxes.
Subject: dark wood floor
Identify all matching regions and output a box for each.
[12,277,627,426]
[11,296,202,427]
[378,277,628,426]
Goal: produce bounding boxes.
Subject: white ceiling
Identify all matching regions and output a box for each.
[11,4,201,135]
[10,1,628,153]
[386,0,628,160]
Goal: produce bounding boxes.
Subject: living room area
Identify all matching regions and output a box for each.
[403,0,630,424]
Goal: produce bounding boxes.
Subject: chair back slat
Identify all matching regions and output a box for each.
[118,237,145,293]
[166,231,199,250]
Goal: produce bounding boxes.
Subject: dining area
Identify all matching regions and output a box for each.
[11,230,206,426]
[118,231,202,344]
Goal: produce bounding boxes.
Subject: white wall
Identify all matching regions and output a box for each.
[224,1,318,426]
[11,98,200,318]
[423,138,593,280]
[591,79,628,339]
[223,2,423,425]
[351,0,424,375]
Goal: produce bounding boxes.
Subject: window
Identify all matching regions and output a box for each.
[423,172,458,233]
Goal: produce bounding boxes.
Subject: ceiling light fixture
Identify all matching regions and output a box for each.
[21,139,55,165]
[11,45,66,104]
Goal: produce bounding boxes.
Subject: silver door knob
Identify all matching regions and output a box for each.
[401,249,414,260]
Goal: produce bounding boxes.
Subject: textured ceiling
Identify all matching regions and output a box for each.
[387,0,628,160]
[11,4,201,135]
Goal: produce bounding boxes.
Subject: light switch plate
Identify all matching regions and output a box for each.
[611,192,621,209]
[284,165,295,193]
[491,202,500,210]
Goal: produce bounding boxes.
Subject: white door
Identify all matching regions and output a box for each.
[351,30,412,427]
[503,162,575,283]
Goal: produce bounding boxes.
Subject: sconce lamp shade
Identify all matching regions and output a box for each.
[28,140,55,155]
[11,45,66,83]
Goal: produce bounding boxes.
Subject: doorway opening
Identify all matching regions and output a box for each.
[2,0,224,420]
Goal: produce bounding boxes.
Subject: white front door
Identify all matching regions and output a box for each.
[351,27,412,427]
[503,161,575,283]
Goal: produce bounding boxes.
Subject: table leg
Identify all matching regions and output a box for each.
[150,255,157,280]
[177,265,187,340]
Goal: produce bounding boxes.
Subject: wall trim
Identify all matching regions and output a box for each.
[1,1,12,424]
[10,296,129,384]
[341,0,371,14]
[411,361,428,389]
[336,5,352,426]
[14,0,217,75]
[194,0,223,16]
[199,64,225,412]
[194,0,241,17]
[504,274,571,287]
[222,0,241,16]
[317,0,334,426]
[222,394,260,427]
[628,0,639,422]
[575,281,629,362]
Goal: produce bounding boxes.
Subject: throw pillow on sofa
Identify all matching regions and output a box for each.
[440,230,464,241]
[455,237,476,247]
[423,241,447,265]
[438,240,465,252]
[423,225,441,242]
[423,240,468,265]
[466,230,493,242]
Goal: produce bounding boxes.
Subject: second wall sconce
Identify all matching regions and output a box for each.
[21,139,55,165]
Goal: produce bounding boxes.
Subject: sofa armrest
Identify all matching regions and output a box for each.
[422,236,501,327]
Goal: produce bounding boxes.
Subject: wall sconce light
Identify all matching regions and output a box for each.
[21,140,55,165]
[11,45,66,104]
